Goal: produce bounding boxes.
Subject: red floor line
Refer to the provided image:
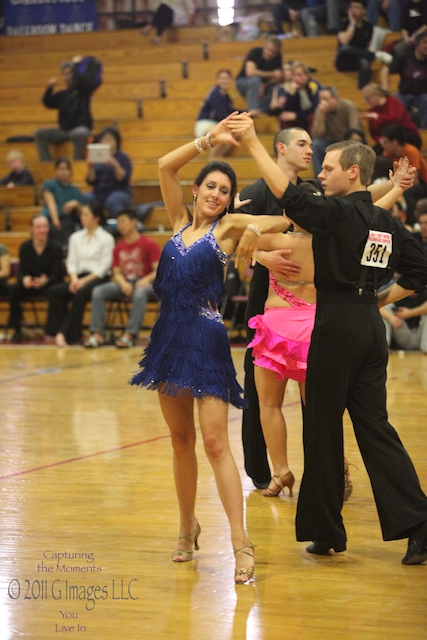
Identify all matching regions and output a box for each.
[0,432,171,480]
[0,402,300,481]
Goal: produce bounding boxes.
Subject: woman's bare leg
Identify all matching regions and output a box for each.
[158,390,199,555]
[255,365,292,485]
[197,396,254,581]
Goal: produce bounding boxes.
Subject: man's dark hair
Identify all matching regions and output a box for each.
[380,125,405,145]
[117,208,137,221]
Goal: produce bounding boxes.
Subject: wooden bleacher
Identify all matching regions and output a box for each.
[0,27,422,280]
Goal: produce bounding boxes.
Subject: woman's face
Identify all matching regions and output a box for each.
[56,162,71,184]
[101,133,117,154]
[193,171,232,218]
[217,72,232,91]
[80,206,98,229]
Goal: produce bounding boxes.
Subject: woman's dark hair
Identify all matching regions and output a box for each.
[97,127,122,150]
[55,157,72,170]
[193,161,237,216]
[344,128,367,145]
[84,203,106,226]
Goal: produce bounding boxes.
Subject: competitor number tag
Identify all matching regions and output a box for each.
[360,230,392,268]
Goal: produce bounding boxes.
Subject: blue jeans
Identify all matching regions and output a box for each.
[236,77,273,113]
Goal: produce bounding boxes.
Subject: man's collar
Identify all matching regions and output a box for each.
[343,190,372,202]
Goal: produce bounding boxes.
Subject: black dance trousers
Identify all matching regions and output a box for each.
[242,268,271,484]
[296,300,427,547]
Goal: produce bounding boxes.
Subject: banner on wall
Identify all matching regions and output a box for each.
[3,0,97,36]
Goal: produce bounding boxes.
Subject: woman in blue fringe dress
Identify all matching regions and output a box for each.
[130,114,288,583]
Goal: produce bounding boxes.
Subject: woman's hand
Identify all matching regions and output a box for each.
[234,193,252,211]
[209,112,245,149]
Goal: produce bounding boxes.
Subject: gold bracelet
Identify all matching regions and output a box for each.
[247,223,261,237]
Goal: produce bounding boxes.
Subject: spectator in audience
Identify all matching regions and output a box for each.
[335,0,392,89]
[276,61,322,131]
[0,242,10,297]
[360,83,422,151]
[380,288,427,353]
[84,127,133,219]
[269,60,294,114]
[8,215,63,343]
[344,127,367,142]
[394,0,427,57]
[311,85,362,174]
[84,209,161,349]
[413,201,427,256]
[382,31,427,128]
[41,158,86,246]
[35,57,98,162]
[194,70,237,157]
[141,0,195,44]
[380,125,427,183]
[0,150,34,188]
[379,125,427,225]
[366,0,405,32]
[44,205,114,347]
[235,36,283,115]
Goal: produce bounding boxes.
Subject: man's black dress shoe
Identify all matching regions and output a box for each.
[252,478,270,490]
[402,521,427,565]
[306,541,346,555]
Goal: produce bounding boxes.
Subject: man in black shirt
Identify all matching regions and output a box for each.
[236,36,283,115]
[232,114,427,565]
[35,57,97,162]
[335,0,392,88]
[8,215,64,342]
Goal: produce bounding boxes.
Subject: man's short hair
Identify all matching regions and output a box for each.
[117,208,137,221]
[414,32,427,46]
[273,127,307,158]
[325,140,376,186]
[60,61,74,73]
[380,125,405,145]
[320,86,339,98]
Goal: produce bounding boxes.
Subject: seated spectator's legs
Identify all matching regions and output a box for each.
[236,76,263,112]
[35,128,70,162]
[326,0,350,32]
[381,303,393,345]
[69,126,91,160]
[299,5,326,36]
[104,191,133,218]
[152,3,174,36]
[126,286,157,337]
[272,3,290,35]
[8,282,49,338]
[366,0,404,32]
[335,46,374,88]
[312,138,331,176]
[62,277,108,343]
[89,281,122,335]
[45,281,72,336]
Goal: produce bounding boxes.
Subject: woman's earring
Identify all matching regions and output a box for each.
[193,195,197,209]
[225,204,230,215]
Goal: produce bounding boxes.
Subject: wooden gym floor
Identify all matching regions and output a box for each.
[0,345,426,639]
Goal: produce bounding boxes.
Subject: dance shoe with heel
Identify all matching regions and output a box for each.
[262,471,295,497]
[306,541,346,555]
[234,543,255,584]
[171,521,201,563]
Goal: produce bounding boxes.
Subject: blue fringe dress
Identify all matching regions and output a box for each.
[130,220,246,409]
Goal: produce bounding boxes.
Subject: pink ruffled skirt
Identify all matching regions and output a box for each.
[248,305,316,382]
